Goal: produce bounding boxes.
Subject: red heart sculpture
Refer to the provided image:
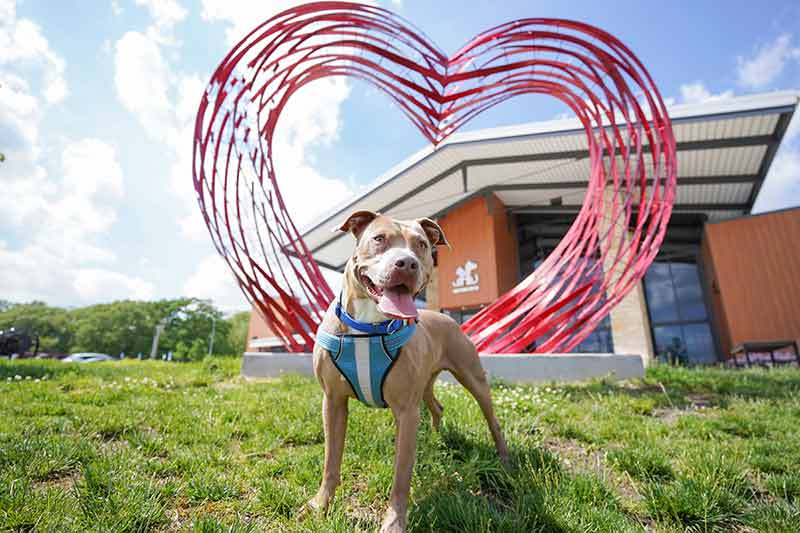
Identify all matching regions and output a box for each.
[192,2,676,353]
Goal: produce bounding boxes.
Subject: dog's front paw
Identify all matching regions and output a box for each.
[380,508,407,533]
[296,497,323,522]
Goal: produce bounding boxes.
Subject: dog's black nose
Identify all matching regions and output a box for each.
[395,258,418,271]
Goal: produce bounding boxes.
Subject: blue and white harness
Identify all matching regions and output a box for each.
[315,299,416,408]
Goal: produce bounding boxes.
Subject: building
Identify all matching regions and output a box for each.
[248,91,800,365]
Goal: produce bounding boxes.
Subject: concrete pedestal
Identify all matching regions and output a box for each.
[241,352,644,384]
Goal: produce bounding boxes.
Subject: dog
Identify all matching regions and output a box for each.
[305,210,509,533]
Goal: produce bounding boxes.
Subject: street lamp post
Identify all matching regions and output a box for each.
[150,320,167,360]
[208,315,216,356]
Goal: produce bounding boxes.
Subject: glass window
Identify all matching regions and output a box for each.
[645,261,716,365]
[572,314,613,353]
[683,323,715,365]
[644,263,679,323]
[653,325,686,365]
[671,263,707,321]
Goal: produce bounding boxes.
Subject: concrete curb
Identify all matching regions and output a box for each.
[241,352,644,384]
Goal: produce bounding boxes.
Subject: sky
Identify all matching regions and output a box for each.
[1,0,799,313]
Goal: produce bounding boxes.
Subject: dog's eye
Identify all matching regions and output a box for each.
[372,234,385,244]
[418,240,428,250]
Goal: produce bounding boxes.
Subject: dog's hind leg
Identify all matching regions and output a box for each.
[423,372,443,431]
[446,337,510,463]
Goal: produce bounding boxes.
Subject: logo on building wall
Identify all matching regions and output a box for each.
[452,260,479,294]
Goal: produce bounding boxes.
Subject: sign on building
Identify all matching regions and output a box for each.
[452,260,479,294]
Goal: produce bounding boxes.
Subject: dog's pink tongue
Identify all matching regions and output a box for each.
[378,288,418,319]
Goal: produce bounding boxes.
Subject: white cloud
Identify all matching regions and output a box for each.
[200,0,301,45]
[0,7,123,305]
[183,255,247,312]
[0,2,68,104]
[50,139,125,239]
[754,113,800,213]
[754,147,800,212]
[114,31,174,139]
[113,0,382,311]
[1,3,145,305]
[73,269,155,301]
[194,0,357,223]
[0,137,155,304]
[135,0,187,45]
[111,0,123,16]
[0,73,49,227]
[136,0,187,29]
[737,33,800,89]
[200,0,378,45]
[679,82,734,104]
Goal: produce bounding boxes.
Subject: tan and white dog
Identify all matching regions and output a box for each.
[306,210,509,533]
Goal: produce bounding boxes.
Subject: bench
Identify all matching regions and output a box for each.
[730,340,800,368]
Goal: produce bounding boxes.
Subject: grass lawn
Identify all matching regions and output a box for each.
[1,358,799,532]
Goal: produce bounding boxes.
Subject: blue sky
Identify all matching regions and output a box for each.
[1,0,799,311]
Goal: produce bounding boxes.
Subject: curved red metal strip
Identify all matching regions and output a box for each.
[192,2,677,353]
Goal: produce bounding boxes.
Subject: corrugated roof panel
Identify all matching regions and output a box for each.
[626,182,752,207]
[495,187,588,207]
[707,210,747,222]
[467,158,589,190]
[674,182,753,204]
[384,171,463,219]
[672,113,778,142]
[300,93,796,269]
[678,146,767,176]
[313,234,357,267]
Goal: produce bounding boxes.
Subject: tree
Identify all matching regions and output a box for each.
[156,298,230,356]
[174,341,190,362]
[224,311,251,354]
[189,338,207,361]
[0,302,72,353]
[0,298,245,358]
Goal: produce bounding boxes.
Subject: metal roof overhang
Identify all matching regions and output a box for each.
[300,91,799,271]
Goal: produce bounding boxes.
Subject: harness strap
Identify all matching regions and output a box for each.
[314,323,417,408]
[315,328,342,354]
[383,324,416,352]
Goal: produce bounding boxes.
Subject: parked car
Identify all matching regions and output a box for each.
[62,353,115,363]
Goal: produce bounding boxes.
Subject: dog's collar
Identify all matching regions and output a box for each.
[335,293,416,334]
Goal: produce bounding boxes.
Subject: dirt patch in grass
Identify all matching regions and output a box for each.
[212,381,244,390]
[543,437,641,505]
[618,382,669,396]
[652,393,716,424]
[33,471,80,493]
[342,480,384,530]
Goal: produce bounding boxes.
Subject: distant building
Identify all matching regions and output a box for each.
[249,91,800,365]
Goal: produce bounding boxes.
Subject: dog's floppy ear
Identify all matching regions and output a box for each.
[417,218,450,248]
[334,210,378,240]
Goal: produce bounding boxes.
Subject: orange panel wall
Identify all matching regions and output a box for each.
[247,306,276,341]
[702,208,800,356]
[437,194,518,311]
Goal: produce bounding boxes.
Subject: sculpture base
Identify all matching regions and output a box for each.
[241,352,644,384]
